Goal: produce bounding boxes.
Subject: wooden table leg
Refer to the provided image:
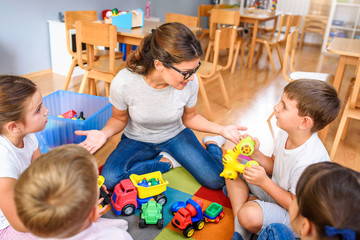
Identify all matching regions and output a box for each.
[247,21,259,69]
[333,55,347,92]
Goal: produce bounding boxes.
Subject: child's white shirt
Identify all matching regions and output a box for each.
[0,133,38,230]
[272,129,330,195]
[42,218,133,240]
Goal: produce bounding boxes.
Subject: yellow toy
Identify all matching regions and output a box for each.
[220,137,259,180]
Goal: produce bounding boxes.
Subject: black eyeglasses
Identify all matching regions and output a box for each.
[163,62,201,80]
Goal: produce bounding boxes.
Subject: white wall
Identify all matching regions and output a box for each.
[0,0,209,75]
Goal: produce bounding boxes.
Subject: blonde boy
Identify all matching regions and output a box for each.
[14,144,132,240]
[226,79,341,240]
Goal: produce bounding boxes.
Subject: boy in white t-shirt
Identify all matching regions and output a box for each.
[226,79,341,240]
[14,145,133,240]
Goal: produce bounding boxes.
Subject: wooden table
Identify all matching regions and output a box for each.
[327,38,360,92]
[116,20,163,45]
[220,8,280,69]
[116,20,199,56]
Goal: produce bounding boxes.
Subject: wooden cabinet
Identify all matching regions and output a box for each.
[322,0,360,52]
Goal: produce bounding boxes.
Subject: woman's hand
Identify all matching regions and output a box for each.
[75,130,107,154]
[243,165,269,187]
[220,125,247,144]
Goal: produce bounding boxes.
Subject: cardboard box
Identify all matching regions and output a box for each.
[112,8,144,29]
[35,90,112,153]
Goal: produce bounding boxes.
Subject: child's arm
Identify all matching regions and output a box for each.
[0,178,28,232]
[243,166,295,210]
[31,146,41,163]
[248,136,274,175]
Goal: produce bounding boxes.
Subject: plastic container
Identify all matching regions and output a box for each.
[35,90,112,153]
[112,8,144,29]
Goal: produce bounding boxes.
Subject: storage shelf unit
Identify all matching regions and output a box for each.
[322,0,360,52]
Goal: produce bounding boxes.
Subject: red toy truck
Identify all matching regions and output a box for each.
[171,198,205,238]
[110,171,168,216]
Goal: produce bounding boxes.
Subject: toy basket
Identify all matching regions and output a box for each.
[35,90,112,153]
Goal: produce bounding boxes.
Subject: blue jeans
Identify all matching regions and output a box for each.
[101,128,225,190]
[258,223,296,240]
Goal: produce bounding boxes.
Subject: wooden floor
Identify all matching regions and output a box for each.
[27,41,360,173]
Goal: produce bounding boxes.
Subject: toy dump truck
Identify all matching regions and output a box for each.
[203,202,224,223]
[110,171,168,216]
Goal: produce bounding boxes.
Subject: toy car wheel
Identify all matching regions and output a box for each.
[139,218,146,228]
[154,193,167,205]
[220,211,225,219]
[183,225,195,238]
[122,204,135,216]
[196,219,205,230]
[215,217,220,223]
[157,218,164,229]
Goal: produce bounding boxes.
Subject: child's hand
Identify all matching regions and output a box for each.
[220,125,248,144]
[75,130,107,154]
[243,165,269,187]
[98,198,109,216]
[98,185,110,216]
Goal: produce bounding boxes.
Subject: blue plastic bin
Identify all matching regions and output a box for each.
[35,90,112,153]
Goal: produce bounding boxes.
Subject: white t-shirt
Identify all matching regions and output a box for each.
[41,218,133,240]
[272,130,330,195]
[109,68,198,143]
[0,134,38,230]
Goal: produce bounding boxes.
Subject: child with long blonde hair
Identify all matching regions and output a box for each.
[0,75,48,239]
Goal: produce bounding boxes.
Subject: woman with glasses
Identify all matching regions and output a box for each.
[76,22,247,190]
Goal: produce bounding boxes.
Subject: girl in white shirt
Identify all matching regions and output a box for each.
[0,75,48,239]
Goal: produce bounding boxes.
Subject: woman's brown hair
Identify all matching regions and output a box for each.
[296,162,360,239]
[126,22,203,75]
[0,75,37,134]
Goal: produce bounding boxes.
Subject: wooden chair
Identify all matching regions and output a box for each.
[197,26,237,120]
[330,60,360,160]
[63,11,123,91]
[299,0,331,48]
[165,13,198,28]
[75,21,125,97]
[197,4,213,40]
[281,29,332,83]
[268,29,333,136]
[252,14,292,73]
[205,9,244,74]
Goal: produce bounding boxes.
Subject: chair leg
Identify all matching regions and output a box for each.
[275,44,283,68]
[330,101,349,160]
[255,44,263,64]
[299,27,306,48]
[197,76,213,121]
[240,41,245,69]
[231,42,241,74]
[63,58,77,90]
[205,42,213,62]
[340,118,350,140]
[217,73,230,109]
[267,110,275,123]
[78,71,89,94]
[265,43,276,73]
[105,82,110,97]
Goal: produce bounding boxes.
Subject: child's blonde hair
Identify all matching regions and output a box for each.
[0,75,37,134]
[14,144,99,238]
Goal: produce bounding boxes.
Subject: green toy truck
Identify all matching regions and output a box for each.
[139,200,164,229]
